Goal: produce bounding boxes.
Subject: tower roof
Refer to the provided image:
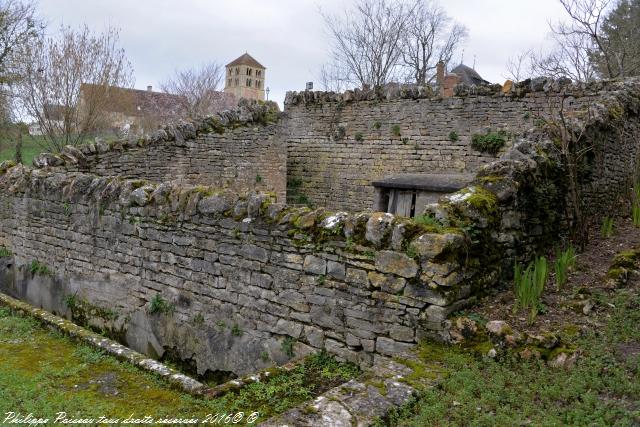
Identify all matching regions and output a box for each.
[226,53,265,69]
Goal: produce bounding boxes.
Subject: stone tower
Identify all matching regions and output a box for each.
[224,53,266,101]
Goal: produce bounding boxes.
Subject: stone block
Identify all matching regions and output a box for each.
[375,337,415,356]
[303,255,326,275]
[374,251,418,278]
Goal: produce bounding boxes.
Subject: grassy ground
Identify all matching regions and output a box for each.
[0,307,359,424]
[378,273,640,426]
[0,135,47,165]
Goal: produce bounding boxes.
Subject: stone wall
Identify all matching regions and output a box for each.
[282,79,608,212]
[0,166,474,376]
[1,77,638,378]
[35,102,287,203]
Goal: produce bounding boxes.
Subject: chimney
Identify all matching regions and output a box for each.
[436,61,445,89]
[146,85,152,92]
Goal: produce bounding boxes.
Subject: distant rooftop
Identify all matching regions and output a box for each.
[226,53,265,69]
[450,64,490,86]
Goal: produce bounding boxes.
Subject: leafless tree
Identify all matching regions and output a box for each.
[530,31,598,82]
[400,0,468,85]
[504,50,533,82]
[161,62,235,119]
[0,1,41,159]
[319,62,351,92]
[552,0,614,77]
[15,25,134,152]
[321,0,408,88]
[0,0,41,85]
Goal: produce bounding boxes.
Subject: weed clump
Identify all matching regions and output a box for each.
[471,130,507,155]
[601,217,614,237]
[513,256,548,325]
[554,246,577,290]
[148,294,175,315]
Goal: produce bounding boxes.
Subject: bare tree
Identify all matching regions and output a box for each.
[400,0,468,85]
[161,62,234,119]
[321,0,408,88]
[530,31,598,82]
[0,0,41,85]
[552,0,614,77]
[504,50,533,82]
[319,62,351,92]
[0,1,41,161]
[15,25,133,152]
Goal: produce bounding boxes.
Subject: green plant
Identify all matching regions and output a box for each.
[334,125,346,140]
[231,323,243,337]
[373,121,382,130]
[471,130,507,155]
[148,294,174,315]
[401,137,409,144]
[63,201,71,217]
[0,246,11,258]
[523,111,531,120]
[297,194,312,207]
[414,214,441,227]
[391,124,401,137]
[216,320,226,329]
[255,174,263,183]
[405,245,418,259]
[601,217,614,237]
[29,260,52,277]
[288,177,303,189]
[260,351,270,362]
[282,336,296,358]
[192,313,205,325]
[354,132,364,141]
[554,246,577,290]
[633,204,640,227]
[448,131,459,142]
[317,275,326,285]
[64,293,79,311]
[513,256,548,325]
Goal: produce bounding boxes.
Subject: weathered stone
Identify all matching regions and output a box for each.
[368,271,406,293]
[365,212,394,246]
[375,337,414,356]
[327,261,346,280]
[198,194,231,214]
[410,233,464,260]
[486,320,512,337]
[303,255,326,275]
[346,268,368,286]
[375,251,418,278]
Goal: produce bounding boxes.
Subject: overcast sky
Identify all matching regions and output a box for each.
[36,0,569,108]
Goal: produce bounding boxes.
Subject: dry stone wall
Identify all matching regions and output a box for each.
[35,102,287,203]
[0,166,474,375]
[283,79,607,211]
[0,77,639,378]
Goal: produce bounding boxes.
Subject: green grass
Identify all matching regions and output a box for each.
[513,256,548,325]
[0,307,360,423]
[0,246,11,258]
[378,289,640,426]
[0,135,48,165]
